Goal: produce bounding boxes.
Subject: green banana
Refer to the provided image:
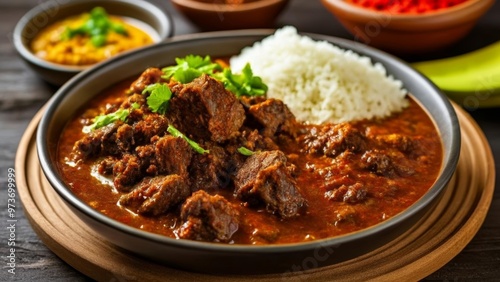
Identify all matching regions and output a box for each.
[412,41,500,108]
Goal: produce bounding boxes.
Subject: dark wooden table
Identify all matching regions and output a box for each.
[1,0,499,281]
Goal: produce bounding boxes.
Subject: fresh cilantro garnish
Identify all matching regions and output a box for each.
[161,55,222,84]
[142,83,172,115]
[167,125,209,154]
[237,146,254,156]
[62,7,127,47]
[215,63,267,98]
[161,55,268,97]
[83,103,139,133]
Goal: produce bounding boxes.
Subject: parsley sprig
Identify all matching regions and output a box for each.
[161,55,268,98]
[142,83,172,115]
[214,63,267,98]
[237,146,254,156]
[62,7,127,47]
[167,125,209,154]
[162,55,222,84]
[83,102,139,133]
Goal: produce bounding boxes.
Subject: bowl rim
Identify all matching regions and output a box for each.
[321,0,494,25]
[13,0,173,73]
[171,0,289,12]
[36,29,461,254]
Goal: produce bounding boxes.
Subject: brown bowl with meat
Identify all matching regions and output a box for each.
[36,28,460,274]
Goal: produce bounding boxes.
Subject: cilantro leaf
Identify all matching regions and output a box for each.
[62,7,127,47]
[142,83,172,114]
[160,55,268,98]
[237,146,254,156]
[214,63,268,98]
[167,125,209,154]
[82,103,139,133]
[161,55,222,83]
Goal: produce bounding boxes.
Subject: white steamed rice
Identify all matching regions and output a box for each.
[229,26,409,124]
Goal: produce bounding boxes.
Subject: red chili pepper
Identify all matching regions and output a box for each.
[348,0,469,14]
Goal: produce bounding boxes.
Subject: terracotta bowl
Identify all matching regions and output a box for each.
[171,0,289,30]
[36,30,461,274]
[320,0,495,55]
[13,0,173,86]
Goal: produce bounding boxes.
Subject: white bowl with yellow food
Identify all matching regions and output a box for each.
[14,0,173,86]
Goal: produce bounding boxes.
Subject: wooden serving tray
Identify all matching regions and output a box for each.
[16,104,495,281]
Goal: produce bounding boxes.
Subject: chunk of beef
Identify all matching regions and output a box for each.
[73,122,122,159]
[238,129,279,151]
[74,106,160,161]
[167,75,245,143]
[177,190,239,242]
[120,94,147,112]
[135,144,157,175]
[119,175,190,216]
[238,95,267,109]
[132,114,169,145]
[320,173,356,190]
[303,123,366,157]
[374,134,414,153]
[248,98,297,138]
[155,135,193,177]
[189,145,233,191]
[361,149,415,177]
[324,183,367,204]
[129,67,163,94]
[334,205,358,225]
[374,134,433,160]
[362,150,392,175]
[115,124,134,152]
[234,151,306,218]
[101,122,136,156]
[73,131,104,159]
[131,135,194,178]
[113,154,142,191]
[97,156,116,175]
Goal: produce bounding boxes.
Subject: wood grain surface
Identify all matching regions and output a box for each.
[1,0,500,281]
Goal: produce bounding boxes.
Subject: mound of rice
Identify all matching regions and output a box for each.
[230,26,408,124]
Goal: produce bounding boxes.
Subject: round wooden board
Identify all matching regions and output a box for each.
[16,103,495,282]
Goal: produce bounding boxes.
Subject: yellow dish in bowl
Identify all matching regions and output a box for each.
[30,7,155,66]
[13,0,173,86]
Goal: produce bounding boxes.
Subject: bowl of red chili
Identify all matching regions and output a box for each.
[36,30,460,274]
[321,0,495,54]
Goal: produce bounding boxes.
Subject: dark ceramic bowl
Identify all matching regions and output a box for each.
[13,0,173,86]
[36,30,460,274]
